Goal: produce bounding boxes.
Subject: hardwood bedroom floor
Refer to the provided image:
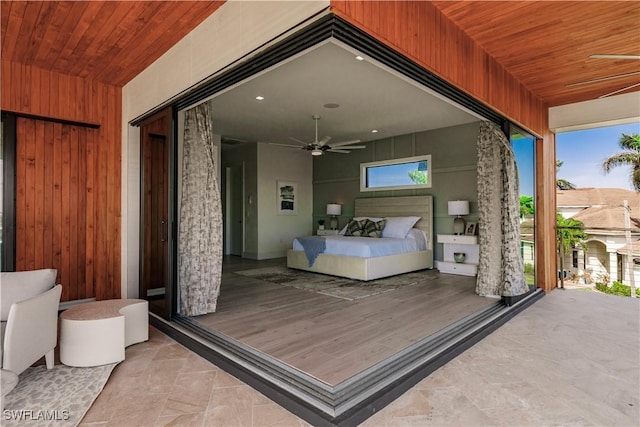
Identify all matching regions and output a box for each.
[190,257,496,386]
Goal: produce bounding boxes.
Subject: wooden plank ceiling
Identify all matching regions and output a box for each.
[1,1,224,87]
[1,1,638,106]
[432,1,640,107]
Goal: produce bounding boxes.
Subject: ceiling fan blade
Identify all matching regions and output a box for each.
[318,135,332,146]
[330,139,362,147]
[288,137,310,146]
[335,145,366,149]
[269,142,304,148]
[567,71,640,87]
[599,81,640,98]
[329,149,351,154]
[590,54,640,60]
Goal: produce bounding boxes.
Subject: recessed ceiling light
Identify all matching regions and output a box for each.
[255,96,264,100]
[371,129,379,133]
[355,55,364,61]
[323,103,340,109]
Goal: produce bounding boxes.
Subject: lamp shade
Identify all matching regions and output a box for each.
[448,200,469,216]
[326,203,342,216]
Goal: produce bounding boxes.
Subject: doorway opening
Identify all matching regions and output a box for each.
[139,108,172,319]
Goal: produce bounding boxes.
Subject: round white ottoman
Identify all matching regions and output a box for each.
[60,299,148,367]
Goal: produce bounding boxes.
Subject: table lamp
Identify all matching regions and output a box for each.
[448,200,469,235]
[326,203,342,230]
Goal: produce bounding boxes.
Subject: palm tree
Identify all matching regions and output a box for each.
[556,214,587,288]
[556,160,576,190]
[602,133,640,191]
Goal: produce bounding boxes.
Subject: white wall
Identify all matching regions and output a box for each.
[124,1,330,120]
[121,1,329,298]
[257,144,313,259]
[549,91,640,132]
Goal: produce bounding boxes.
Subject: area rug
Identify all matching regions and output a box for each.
[235,266,437,300]
[2,363,118,427]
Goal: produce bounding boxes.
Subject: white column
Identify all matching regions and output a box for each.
[609,251,619,283]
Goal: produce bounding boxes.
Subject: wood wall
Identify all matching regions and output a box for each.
[331,1,556,291]
[1,60,122,301]
[330,1,548,136]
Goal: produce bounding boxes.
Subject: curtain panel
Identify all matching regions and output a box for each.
[476,121,528,297]
[178,102,223,316]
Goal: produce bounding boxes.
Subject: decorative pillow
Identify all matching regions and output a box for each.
[344,219,367,237]
[363,219,386,238]
[340,217,384,235]
[381,216,421,239]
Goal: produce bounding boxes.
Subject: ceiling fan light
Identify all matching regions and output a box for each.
[311,148,323,156]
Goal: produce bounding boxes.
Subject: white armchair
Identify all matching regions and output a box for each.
[1,269,62,375]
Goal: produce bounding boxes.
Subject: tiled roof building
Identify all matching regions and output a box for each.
[557,188,640,284]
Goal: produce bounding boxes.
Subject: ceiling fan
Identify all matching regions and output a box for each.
[567,54,640,98]
[269,115,366,156]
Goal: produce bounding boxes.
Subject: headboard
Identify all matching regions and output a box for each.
[354,195,433,250]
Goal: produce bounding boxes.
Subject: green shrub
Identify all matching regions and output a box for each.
[524,263,534,274]
[595,281,640,297]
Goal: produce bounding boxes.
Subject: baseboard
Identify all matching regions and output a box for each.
[59,297,96,311]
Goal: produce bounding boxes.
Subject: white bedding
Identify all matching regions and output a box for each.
[292,232,427,258]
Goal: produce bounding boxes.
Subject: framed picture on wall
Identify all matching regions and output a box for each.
[465,222,477,236]
[277,180,297,215]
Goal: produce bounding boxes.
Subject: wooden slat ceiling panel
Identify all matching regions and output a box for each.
[1,1,224,87]
[432,1,640,107]
[2,1,637,106]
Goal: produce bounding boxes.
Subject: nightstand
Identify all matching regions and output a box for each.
[436,234,479,276]
[317,229,339,236]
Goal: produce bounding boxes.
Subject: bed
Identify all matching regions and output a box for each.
[287,195,434,281]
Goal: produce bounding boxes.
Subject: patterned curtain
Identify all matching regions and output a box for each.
[476,121,528,297]
[178,102,223,316]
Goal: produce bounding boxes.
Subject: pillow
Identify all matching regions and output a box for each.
[344,219,367,237]
[363,219,386,238]
[0,269,57,321]
[406,228,428,250]
[381,216,421,239]
[339,217,383,235]
[353,217,384,222]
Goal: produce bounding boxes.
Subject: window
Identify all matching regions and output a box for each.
[572,249,578,268]
[511,124,536,285]
[360,155,431,192]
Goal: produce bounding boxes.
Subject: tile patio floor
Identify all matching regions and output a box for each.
[81,289,639,426]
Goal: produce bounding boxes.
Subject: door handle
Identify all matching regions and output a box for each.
[161,220,167,242]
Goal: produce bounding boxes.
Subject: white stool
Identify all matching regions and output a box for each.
[60,299,148,367]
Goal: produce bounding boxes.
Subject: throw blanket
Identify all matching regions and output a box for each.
[296,236,326,266]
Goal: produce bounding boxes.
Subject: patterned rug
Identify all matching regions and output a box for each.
[235,266,437,300]
[2,363,118,427]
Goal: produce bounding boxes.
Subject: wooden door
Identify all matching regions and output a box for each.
[140,108,171,318]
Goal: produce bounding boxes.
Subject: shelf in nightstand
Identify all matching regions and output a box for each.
[437,234,479,276]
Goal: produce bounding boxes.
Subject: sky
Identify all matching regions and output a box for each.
[514,122,640,196]
[367,160,427,187]
[557,122,640,191]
